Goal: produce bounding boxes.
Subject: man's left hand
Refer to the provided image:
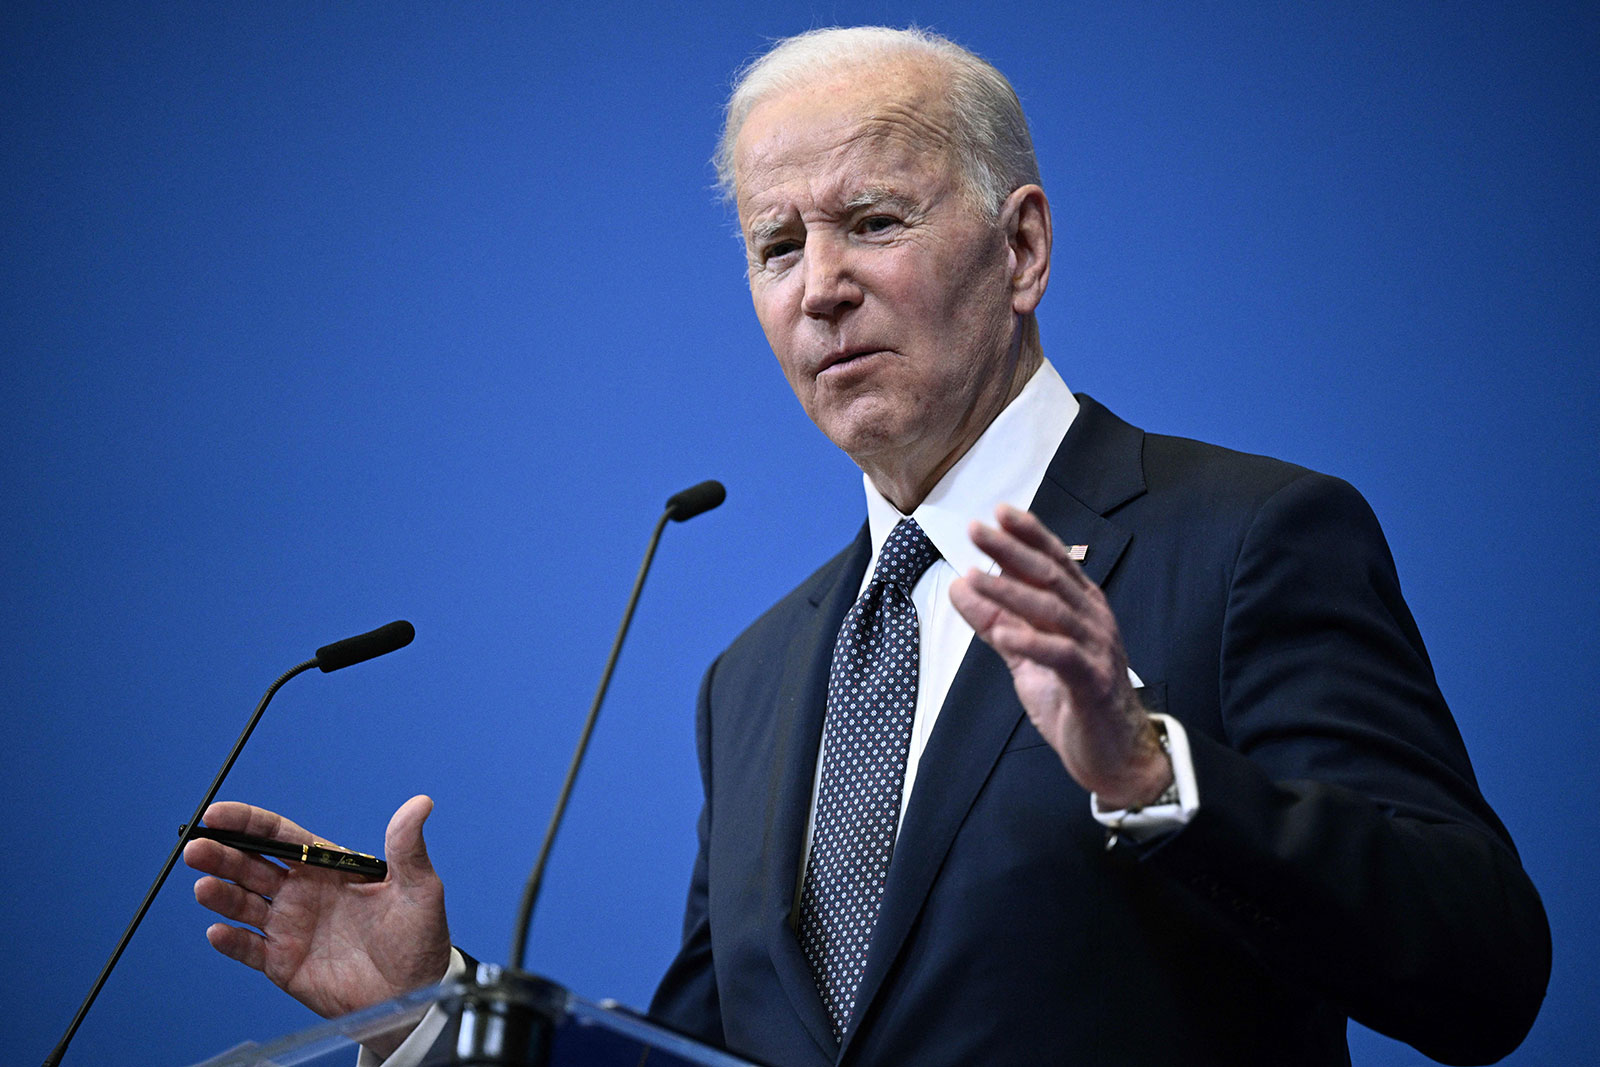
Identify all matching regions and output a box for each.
[950,504,1172,809]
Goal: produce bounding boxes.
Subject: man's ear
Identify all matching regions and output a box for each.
[1002,184,1052,315]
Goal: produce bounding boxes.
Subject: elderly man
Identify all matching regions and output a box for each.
[187,26,1549,1067]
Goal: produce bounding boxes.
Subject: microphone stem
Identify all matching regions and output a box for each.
[510,509,673,972]
[44,657,320,1067]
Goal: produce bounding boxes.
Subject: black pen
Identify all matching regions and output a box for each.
[182,824,388,880]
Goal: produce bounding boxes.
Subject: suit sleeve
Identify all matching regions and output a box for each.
[648,659,726,1047]
[1139,472,1550,1065]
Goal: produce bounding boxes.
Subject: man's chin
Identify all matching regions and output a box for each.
[812,406,911,463]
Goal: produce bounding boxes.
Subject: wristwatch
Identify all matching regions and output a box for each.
[1141,717,1181,808]
[1093,714,1193,846]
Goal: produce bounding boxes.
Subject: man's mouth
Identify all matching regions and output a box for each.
[818,348,887,375]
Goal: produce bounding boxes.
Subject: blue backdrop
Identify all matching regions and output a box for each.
[5,3,1595,1063]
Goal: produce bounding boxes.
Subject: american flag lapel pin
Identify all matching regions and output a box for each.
[1066,544,1088,563]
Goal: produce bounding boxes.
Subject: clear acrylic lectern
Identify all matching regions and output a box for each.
[189,963,761,1067]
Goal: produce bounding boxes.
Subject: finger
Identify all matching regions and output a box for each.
[384,795,438,888]
[984,622,1107,692]
[970,506,1092,592]
[949,573,1006,637]
[986,619,1083,670]
[968,521,1099,623]
[205,921,267,972]
[988,614,1132,707]
[994,504,1093,580]
[961,569,1097,644]
[194,873,272,930]
[968,519,1058,587]
[202,801,317,845]
[184,837,289,898]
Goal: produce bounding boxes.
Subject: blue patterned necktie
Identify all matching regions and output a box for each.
[798,517,941,1040]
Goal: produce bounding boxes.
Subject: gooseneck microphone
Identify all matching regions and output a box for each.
[508,481,725,972]
[43,620,415,1067]
[664,479,726,522]
[316,619,417,672]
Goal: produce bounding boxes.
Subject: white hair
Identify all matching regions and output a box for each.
[715,26,1041,218]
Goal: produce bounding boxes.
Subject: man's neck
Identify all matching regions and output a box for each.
[864,345,1043,512]
[860,358,1078,575]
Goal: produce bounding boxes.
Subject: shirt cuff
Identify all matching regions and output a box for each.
[355,947,468,1066]
[1090,713,1200,843]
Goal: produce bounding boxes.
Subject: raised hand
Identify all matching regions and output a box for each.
[184,795,452,1021]
[949,504,1171,809]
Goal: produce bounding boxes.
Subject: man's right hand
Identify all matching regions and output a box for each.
[184,795,452,1022]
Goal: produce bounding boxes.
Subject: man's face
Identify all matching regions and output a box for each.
[731,61,1031,506]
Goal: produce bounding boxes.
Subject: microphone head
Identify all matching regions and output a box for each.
[664,479,726,522]
[315,620,415,673]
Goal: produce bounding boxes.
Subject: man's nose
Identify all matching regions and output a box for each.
[800,235,862,319]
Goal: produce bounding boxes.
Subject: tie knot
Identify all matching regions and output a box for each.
[871,518,940,595]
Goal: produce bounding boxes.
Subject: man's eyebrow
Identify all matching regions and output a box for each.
[843,188,915,213]
[747,217,787,246]
[744,189,916,246]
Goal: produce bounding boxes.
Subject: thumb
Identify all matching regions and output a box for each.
[383,794,438,887]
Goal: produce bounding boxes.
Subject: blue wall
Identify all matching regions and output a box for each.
[5,3,1595,1063]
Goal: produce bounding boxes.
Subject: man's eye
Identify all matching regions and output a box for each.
[763,240,801,262]
[859,215,899,233]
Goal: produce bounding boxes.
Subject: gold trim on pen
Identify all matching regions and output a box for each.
[311,840,380,861]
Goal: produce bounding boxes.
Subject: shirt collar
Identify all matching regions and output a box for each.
[863,359,1079,577]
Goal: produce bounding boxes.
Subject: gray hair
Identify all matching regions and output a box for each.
[715,26,1040,218]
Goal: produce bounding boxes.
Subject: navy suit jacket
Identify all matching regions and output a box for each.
[650,396,1549,1066]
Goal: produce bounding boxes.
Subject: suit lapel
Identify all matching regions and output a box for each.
[763,524,872,1059]
[838,395,1146,1058]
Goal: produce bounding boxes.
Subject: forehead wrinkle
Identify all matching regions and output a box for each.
[735,72,962,237]
[852,99,957,156]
